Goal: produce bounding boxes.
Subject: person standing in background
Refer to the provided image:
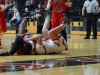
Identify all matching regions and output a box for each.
[0,0,8,49]
[82,0,99,39]
[45,0,72,42]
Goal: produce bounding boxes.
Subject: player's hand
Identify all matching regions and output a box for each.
[45,8,50,11]
[65,2,72,7]
[25,32,33,37]
[24,38,29,42]
[25,32,30,35]
[5,4,8,7]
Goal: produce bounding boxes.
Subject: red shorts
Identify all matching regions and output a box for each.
[51,12,64,29]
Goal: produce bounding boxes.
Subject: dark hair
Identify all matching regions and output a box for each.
[15,36,24,46]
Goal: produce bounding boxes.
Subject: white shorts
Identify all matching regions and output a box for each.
[35,36,67,54]
[28,40,35,54]
[35,44,46,54]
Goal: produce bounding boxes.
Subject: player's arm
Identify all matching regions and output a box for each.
[17,32,29,38]
[0,5,8,11]
[45,0,52,10]
[0,0,8,11]
[5,0,8,4]
[65,0,72,7]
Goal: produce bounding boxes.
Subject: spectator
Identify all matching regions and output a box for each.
[82,0,99,39]
[14,7,30,26]
[25,0,31,10]
[35,3,44,20]
[30,0,38,11]
[6,1,14,22]
[12,0,18,9]
[10,8,20,25]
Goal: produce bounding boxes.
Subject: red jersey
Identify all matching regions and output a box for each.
[0,0,5,5]
[52,0,67,13]
[0,1,7,32]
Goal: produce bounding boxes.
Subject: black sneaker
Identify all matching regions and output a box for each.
[92,36,97,39]
[62,15,69,27]
[63,14,70,24]
[0,52,10,56]
[84,36,90,39]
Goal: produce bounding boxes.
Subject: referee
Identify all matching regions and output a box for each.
[82,0,99,39]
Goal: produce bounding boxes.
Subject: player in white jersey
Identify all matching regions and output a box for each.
[33,14,68,54]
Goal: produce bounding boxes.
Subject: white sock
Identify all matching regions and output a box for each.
[61,23,68,28]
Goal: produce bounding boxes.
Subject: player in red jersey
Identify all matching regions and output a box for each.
[0,0,8,49]
[45,0,72,41]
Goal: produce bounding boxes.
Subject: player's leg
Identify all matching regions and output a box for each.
[59,14,70,42]
[0,18,6,49]
[61,30,67,41]
[17,19,27,36]
[0,29,5,49]
[49,16,69,40]
[42,14,51,39]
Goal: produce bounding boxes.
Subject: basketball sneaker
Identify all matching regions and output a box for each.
[62,14,70,28]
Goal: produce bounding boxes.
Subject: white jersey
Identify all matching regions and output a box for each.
[35,36,68,54]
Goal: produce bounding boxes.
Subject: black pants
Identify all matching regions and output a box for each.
[10,19,18,25]
[86,13,97,37]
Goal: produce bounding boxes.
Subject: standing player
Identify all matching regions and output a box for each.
[0,0,8,49]
[45,0,72,41]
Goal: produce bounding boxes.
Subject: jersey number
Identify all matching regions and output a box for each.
[55,4,63,12]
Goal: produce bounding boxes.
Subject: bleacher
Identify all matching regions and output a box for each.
[7,0,100,34]
[67,0,100,32]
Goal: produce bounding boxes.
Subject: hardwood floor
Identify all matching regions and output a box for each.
[0,34,100,75]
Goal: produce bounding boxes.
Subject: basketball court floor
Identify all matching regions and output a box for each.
[0,34,100,75]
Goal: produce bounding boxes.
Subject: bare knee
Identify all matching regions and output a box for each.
[42,28,46,34]
[19,22,24,27]
[37,36,42,45]
[21,19,27,26]
[48,30,53,37]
